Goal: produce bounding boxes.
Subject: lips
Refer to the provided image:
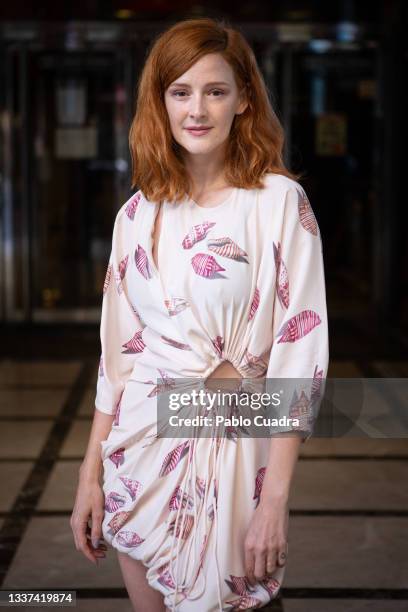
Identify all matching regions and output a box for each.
[185,127,212,136]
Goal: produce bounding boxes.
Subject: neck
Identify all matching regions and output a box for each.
[183,145,228,193]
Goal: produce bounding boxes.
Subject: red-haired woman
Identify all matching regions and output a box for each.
[71,17,329,612]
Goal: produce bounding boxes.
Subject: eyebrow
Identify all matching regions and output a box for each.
[169,81,230,87]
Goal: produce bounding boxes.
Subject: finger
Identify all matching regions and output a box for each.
[91,511,103,550]
[277,542,288,567]
[266,552,277,575]
[86,534,107,551]
[254,550,267,582]
[244,547,256,586]
[77,520,98,565]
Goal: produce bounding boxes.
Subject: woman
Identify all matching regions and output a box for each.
[71,17,329,612]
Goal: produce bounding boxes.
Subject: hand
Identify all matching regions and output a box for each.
[244,497,289,585]
[70,476,107,565]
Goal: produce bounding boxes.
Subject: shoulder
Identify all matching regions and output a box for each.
[109,190,149,251]
[255,173,307,221]
[114,189,145,225]
[259,172,305,201]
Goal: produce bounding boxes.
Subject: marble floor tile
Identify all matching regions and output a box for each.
[0,421,53,458]
[14,601,133,612]
[290,459,408,510]
[284,600,408,612]
[37,461,83,511]
[60,421,93,458]
[300,437,408,457]
[0,360,82,387]
[3,517,125,589]
[65,600,133,612]
[0,462,33,511]
[285,516,408,588]
[0,389,67,417]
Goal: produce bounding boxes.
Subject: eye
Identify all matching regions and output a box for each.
[170,89,226,98]
[171,91,188,97]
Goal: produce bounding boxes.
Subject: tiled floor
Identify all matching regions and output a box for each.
[0,352,407,612]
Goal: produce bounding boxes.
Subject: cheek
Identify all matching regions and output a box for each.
[165,100,181,126]
[213,104,236,128]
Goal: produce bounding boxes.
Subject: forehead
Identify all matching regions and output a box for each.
[169,53,235,86]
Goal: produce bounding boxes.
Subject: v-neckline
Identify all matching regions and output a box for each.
[148,201,165,280]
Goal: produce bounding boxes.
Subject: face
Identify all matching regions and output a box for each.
[164,53,247,159]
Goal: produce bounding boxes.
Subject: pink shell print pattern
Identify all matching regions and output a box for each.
[165,297,190,316]
[224,573,281,609]
[191,253,225,278]
[115,254,129,295]
[125,191,141,220]
[107,510,132,535]
[119,476,142,501]
[103,263,112,295]
[195,476,206,499]
[157,562,176,590]
[273,242,289,309]
[105,491,127,513]
[134,244,152,280]
[248,287,260,321]
[169,485,195,511]
[169,513,195,540]
[159,441,190,477]
[297,187,318,235]
[160,335,192,350]
[108,447,125,469]
[277,309,321,343]
[122,330,146,354]
[116,530,145,548]
[253,466,266,508]
[207,237,249,263]
[224,575,262,610]
[212,335,224,357]
[147,368,176,398]
[182,221,216,249]
[289,389,312,430]
[311,364,324,404]
[239,349,268,377]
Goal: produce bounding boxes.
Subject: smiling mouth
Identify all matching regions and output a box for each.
[185,127,213,135]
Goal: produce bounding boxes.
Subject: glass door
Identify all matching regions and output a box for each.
[274,43,379,320]
[2,43,133,322]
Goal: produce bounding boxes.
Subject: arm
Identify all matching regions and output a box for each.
[79,410,115,485]
[95,202,145,416]
[261,182,329,505]
[71,197,145,563]
[244,182,328,585]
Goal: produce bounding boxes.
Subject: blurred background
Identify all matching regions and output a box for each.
[0,1,407,611]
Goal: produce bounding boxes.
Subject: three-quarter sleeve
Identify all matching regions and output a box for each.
[95,207,145,415]
[265,182,329,441]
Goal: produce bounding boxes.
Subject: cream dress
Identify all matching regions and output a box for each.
[95,172,329,611]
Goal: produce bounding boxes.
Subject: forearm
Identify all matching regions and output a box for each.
[260,434,302,505]
[79,407,115,484]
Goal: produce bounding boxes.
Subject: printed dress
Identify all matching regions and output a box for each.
[95,172,329,612]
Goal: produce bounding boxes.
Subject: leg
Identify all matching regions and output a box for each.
[117,550,168,612]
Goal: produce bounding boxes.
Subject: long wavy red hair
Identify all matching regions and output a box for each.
[129,17,303,204]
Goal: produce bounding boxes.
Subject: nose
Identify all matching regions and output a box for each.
[188,93,208,119]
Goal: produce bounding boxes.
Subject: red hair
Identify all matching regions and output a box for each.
[129,17,304,204]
